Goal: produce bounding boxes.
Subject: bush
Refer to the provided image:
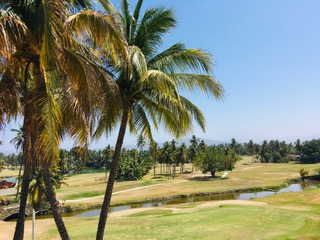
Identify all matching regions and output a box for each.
[116,155,152,181]
[299,168,309,177]
[0,197,17,206]
[300,139,320,163]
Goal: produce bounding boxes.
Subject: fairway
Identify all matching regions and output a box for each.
[56,159,320,207]
[2,188,320,240]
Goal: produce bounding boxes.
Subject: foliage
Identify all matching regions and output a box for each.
[0,197,18,206]
[116,151,152,181]
[300,139,320,163]
[314,168,320,175]
[299,168,309,178]
[196,146,236,177]
[0,159,5,172]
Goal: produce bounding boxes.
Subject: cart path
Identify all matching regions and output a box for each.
[62,180,189,203]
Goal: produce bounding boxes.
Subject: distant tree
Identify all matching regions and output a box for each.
[0,159,5,172]
[149,141,159,177]
[59,149,71,175]
[247,140,254,164]
[137,134,146,152]
[300,139,320,163]
[116,151,152,181]
[196,146,236,177]
[102,145,114,173]
[230,138,238,153]
[295,139,302,155]
[70,147,86,174]
[189,135,200,172]
[176,143,188,174]
[198,140,207,153]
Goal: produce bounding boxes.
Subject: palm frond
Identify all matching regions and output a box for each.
[96,0,118,15]
[172,73,225,100]
[129,0,143,44]
[65,9,125,61]
[149,43,213,74]
[35,70,62,166]
[134,7,176,58]
[128,102,154,143]
[0,11,32,58]
[130,46,148,83]
[179,96,205,132]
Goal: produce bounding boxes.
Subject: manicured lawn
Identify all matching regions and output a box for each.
[2,160,320,239]
[5,187,319,240]
[55,159,320,206]
[0,168,20,178]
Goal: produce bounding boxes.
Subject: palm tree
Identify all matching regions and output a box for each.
[0,1,123,239]
[189,135,199,172]
[149,141,159,177]
[94,1,224,238]
[137,133,146,152]
[247,140,254,164]
[176,143,188,174]
[10,127,24,200]
[102,145,114,177]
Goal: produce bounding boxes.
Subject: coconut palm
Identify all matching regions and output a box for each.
[176,143,188,174]
[94,1,224,238]
[137,133,146,152]
[0,0,123,239]
[10,127,24,200]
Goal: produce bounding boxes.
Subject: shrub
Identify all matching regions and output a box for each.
[299,168,309,177]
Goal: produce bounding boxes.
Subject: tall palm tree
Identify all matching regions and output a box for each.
[0,1,123,239]
[10,127,24,200]
[176,143,188,174]
[189,135,199,172]
[137,133,146,152]
[94,1,224,238]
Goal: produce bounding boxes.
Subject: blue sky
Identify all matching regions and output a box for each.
[1,0,320,153]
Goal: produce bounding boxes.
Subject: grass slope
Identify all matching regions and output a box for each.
[38,188,320,239]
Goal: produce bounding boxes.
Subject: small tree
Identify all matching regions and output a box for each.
[300,139,320,163]
[0,159,5,172]
[196,146,236,178]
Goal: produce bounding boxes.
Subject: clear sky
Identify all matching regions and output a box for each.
[1,0,320,153]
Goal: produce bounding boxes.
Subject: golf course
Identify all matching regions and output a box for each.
[1,157,320,239]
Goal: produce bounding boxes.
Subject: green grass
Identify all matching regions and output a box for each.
[39,192,320,240]
[54,161,320,206]
[0,168,20,178]
[63,191,104,200]
[4,163,320,239]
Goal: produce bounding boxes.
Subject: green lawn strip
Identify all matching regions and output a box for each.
[253,187,320,212]
[57,179,160,201]
[40,204,320,240]
[0,169,20,178]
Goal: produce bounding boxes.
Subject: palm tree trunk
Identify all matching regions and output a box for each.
[14,106,34,240]
[15,158,23,200]
[13,157,32,240]
[96,105,129,240]
[42,165,70,240]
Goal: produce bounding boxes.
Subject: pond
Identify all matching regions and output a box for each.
[72,181,318,218]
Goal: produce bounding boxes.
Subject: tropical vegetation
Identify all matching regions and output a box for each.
[92,1,224,238]
[1,0,319,239]
[0,0,123,239]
